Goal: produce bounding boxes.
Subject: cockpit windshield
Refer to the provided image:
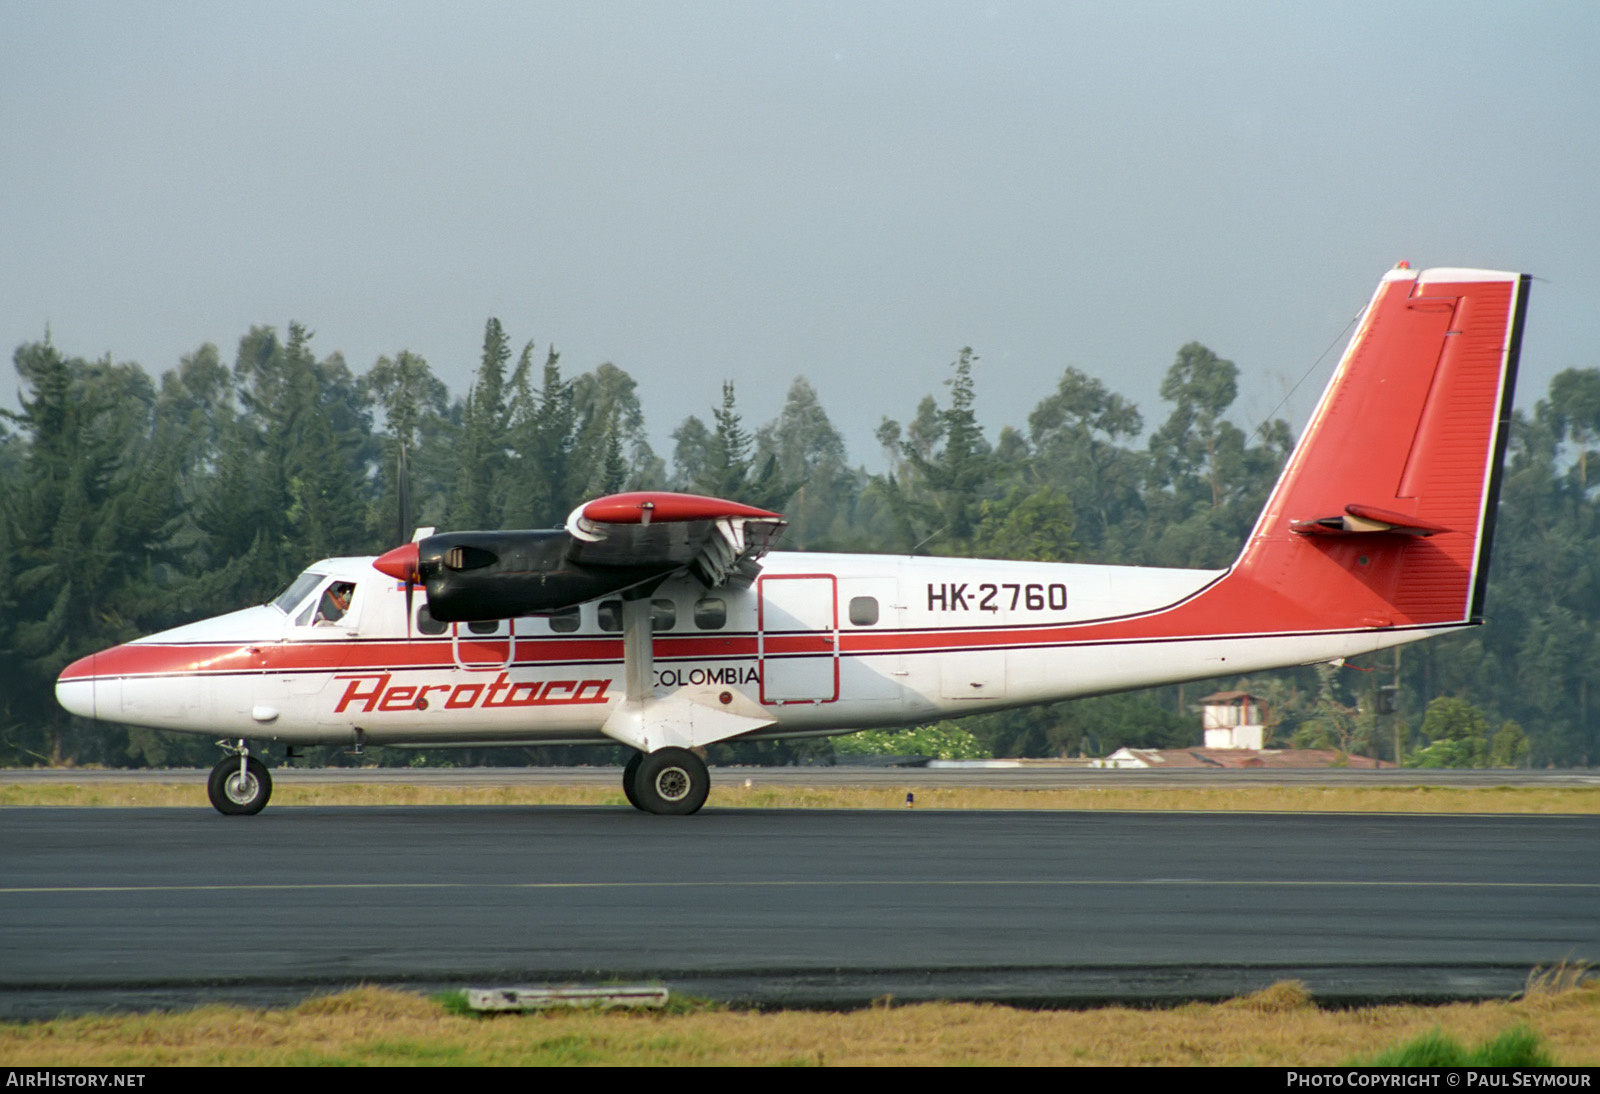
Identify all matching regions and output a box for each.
[270,571,328,615]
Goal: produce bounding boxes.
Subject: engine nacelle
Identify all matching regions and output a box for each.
[415,530,674,622]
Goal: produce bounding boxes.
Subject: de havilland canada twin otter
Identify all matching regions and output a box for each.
[58,266,1530,815]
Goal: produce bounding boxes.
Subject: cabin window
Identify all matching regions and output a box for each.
[467,620,499,635]
[849,596,879,626]
[417,605,447,636]
[548,606,581,633]
[651,599,676,631]
[694,598,726,630]
[596,599,676,631]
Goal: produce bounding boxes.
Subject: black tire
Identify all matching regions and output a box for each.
[207,755,272,816]
[630,748,709,816]
[622,751,644,810]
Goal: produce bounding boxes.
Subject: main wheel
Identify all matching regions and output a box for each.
[207,755,272,816]
[621,751,644,810]
[630,748,709,816]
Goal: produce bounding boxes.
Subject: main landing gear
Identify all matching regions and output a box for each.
[208,741,272,816]
[622,747,709,815]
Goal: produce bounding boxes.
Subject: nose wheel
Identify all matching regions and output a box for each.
[208,747,272,815]
[623,747,709,815]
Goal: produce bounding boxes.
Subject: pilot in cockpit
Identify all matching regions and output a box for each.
[315,581,355,624]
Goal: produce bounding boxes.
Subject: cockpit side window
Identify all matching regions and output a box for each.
[271,571,327,615]
[314,581,357,625]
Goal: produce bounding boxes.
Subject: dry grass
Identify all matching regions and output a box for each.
[1,779,1596,814]
[2,979,1596,1066]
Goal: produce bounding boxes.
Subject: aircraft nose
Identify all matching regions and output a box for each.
[56,652,100,721]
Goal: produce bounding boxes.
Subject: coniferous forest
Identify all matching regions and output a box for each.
[3,319,1596,769]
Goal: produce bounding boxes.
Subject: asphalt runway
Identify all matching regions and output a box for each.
[2,803,1595,1017]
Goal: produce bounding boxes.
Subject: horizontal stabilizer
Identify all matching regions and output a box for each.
[1289,504,1452,537]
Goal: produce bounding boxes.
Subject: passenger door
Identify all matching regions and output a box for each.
[757,574,838,703]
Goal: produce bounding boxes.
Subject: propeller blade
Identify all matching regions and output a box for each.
[394,444,414,638]
[396,444,412,548]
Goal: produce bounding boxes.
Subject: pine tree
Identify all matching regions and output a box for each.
[1,341,182,764]
[361,348,452,539]
[874,348,995,554]
[571,362,661,497]
[503,345,579,527]
[1027,366,1144,556]
[448,319,514,530]
[753,377,858,547]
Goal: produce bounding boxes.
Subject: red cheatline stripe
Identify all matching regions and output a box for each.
[60,618,1470,684]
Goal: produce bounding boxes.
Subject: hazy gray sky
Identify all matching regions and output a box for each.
[4,1,1596,466]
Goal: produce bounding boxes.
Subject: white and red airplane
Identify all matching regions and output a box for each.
[57,265,1529,815]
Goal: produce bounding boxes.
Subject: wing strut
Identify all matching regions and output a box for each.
[621,595,654,706]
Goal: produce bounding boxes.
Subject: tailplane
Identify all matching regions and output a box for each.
[1230,265,1528,630]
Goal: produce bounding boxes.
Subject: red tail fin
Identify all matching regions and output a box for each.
[1232,266,1528,630]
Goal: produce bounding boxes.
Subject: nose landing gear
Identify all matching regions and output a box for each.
[208,741,272,815]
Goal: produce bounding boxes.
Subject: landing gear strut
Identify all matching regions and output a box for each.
[623,747,709,815]
[208,741,272,816]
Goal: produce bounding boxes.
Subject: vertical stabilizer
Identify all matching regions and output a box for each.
[1229,267,1527,630]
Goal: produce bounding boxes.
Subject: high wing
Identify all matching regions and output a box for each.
[373,491,786,622]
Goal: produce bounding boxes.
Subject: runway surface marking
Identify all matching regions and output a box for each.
[5,879,1596,895]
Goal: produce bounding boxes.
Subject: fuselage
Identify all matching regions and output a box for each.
[56,548,1441,748]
